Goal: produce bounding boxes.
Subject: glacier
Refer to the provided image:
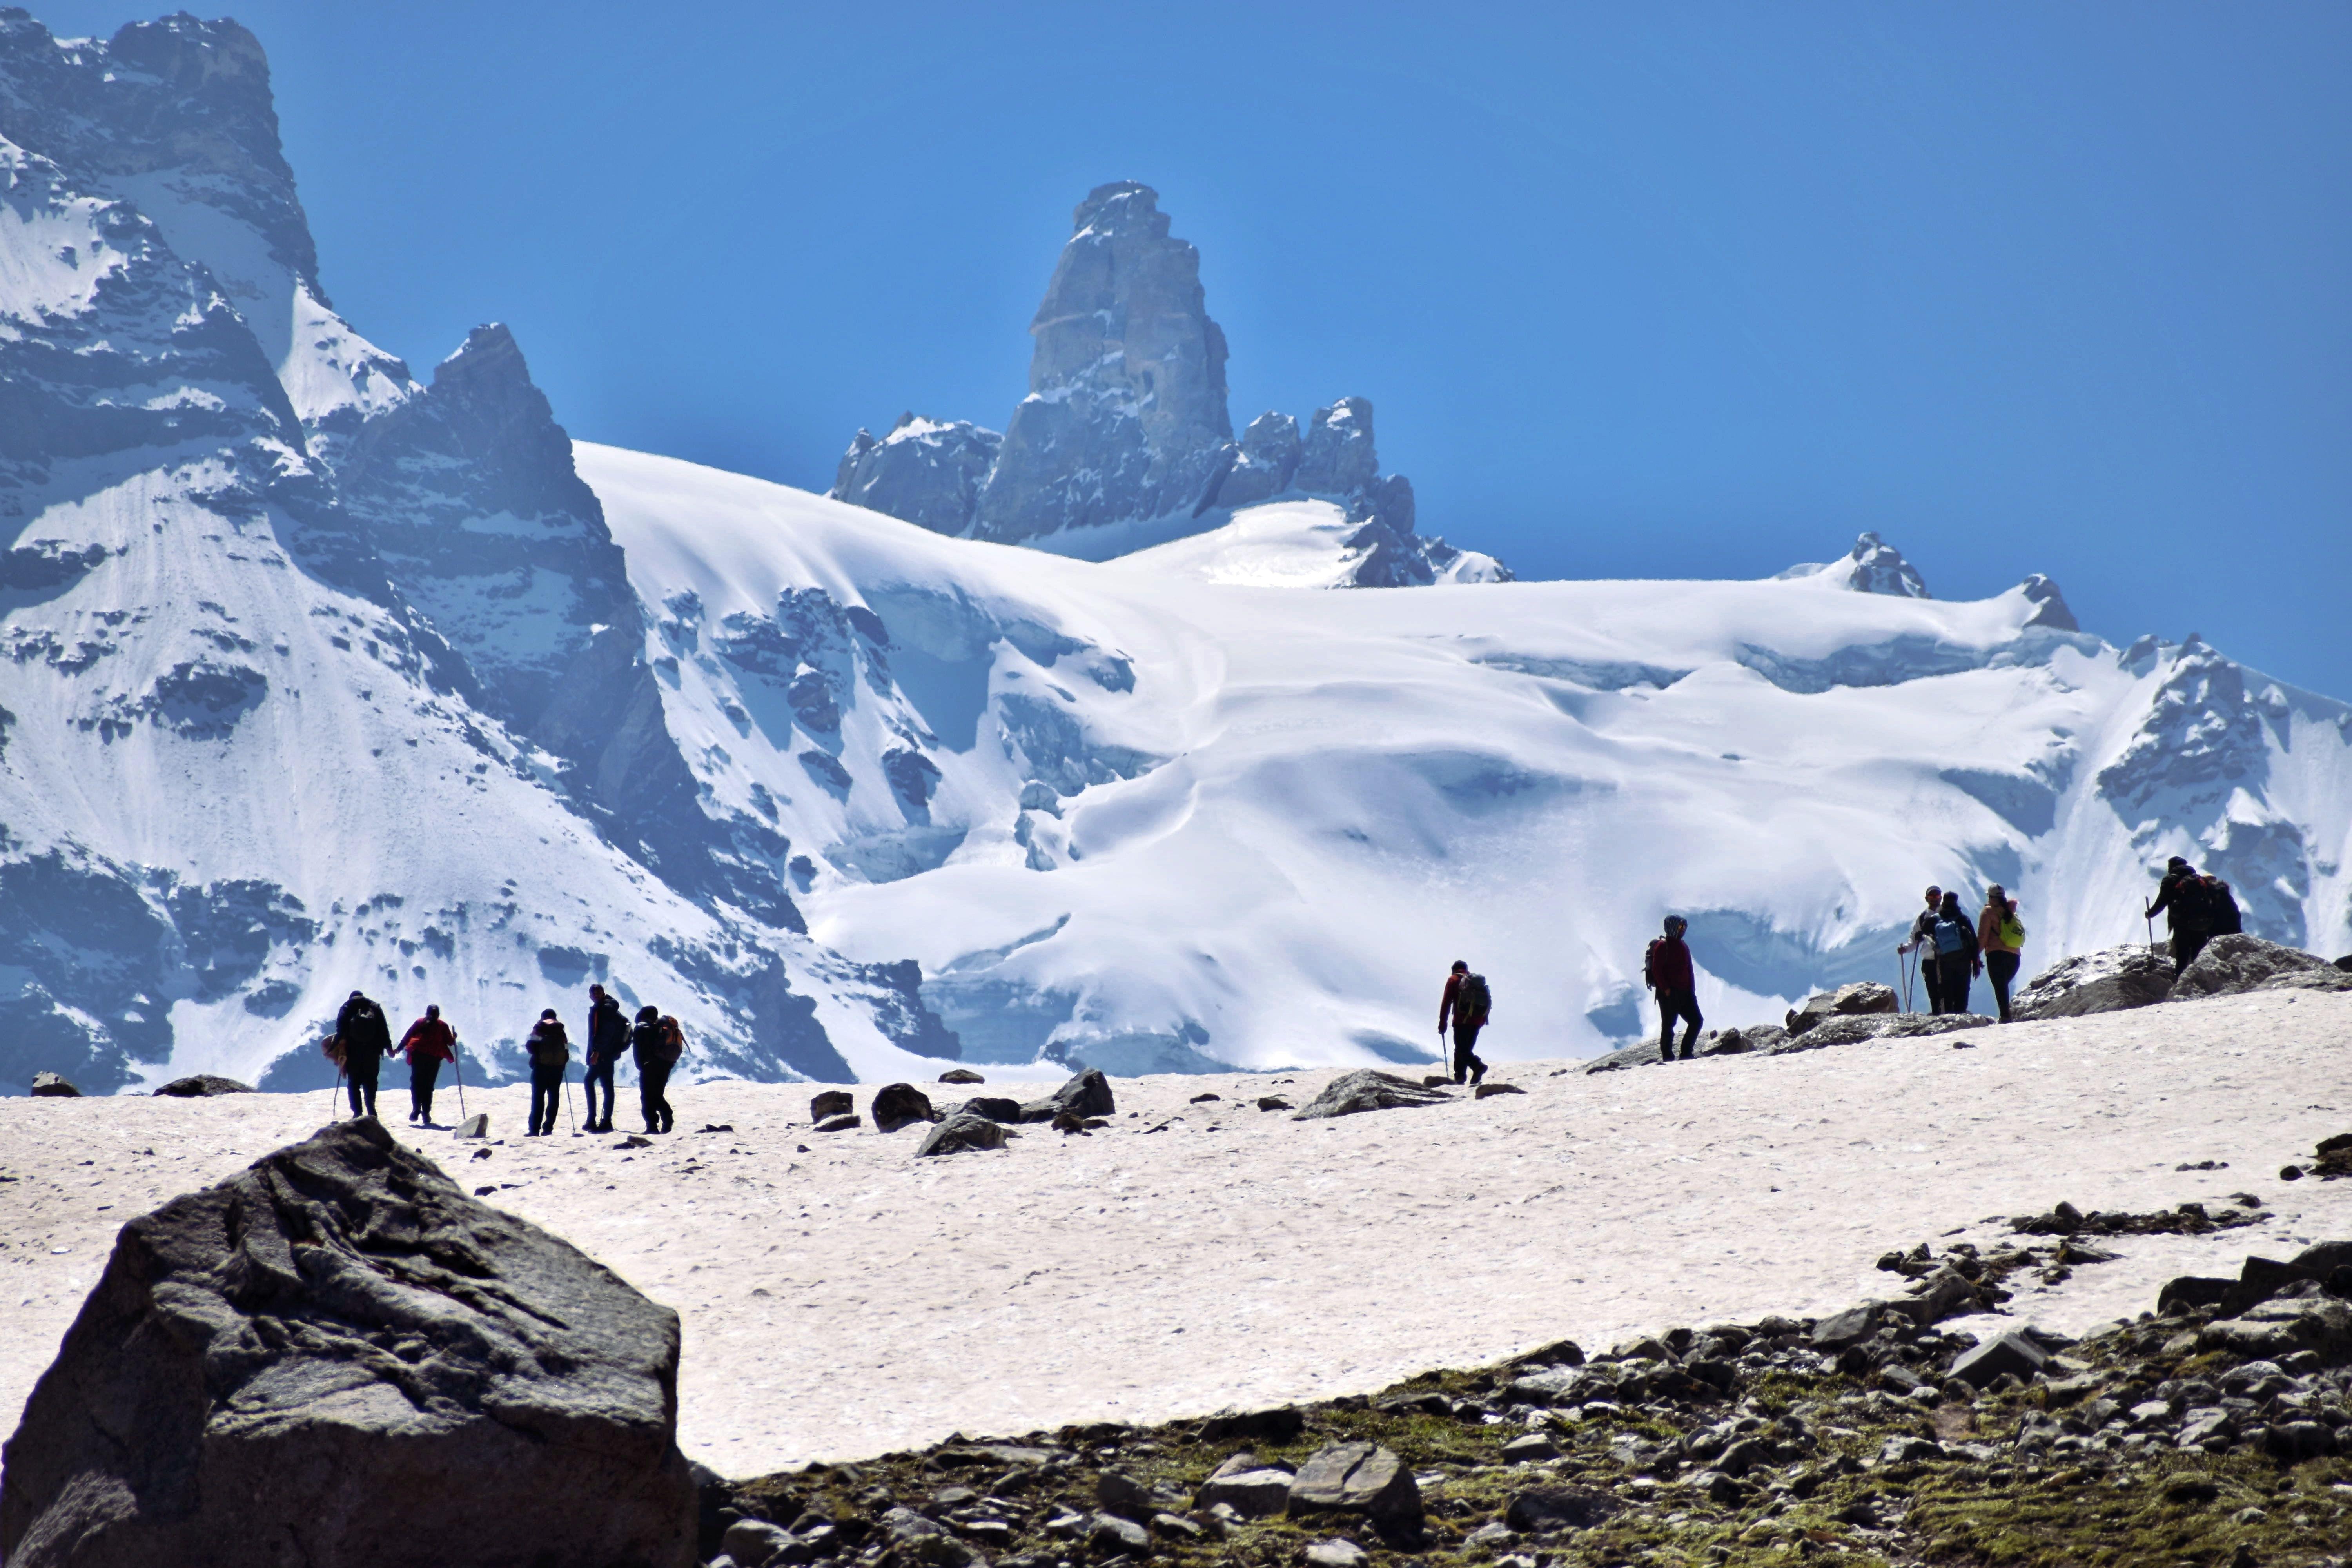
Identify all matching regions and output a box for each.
[2,10,2348,1096]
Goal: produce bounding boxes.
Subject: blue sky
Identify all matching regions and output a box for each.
[39,1,2352,695]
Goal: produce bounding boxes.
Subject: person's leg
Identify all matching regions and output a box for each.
[1942,959,1971,1017]
[347,1067,367,1119]
[639,1068,659,1133]
[2178,930,2210,972]
[583,1066,604,1130]
[1461,1025,1486,1084]
[653,1065,673,1132]
[1657,993,1676,1062]
[1988,952,2019,1022]
[1924,960,1946,1014]
[528,1072,549,1135]
[1677,993,1704,1058]
[417,1058,439,1121]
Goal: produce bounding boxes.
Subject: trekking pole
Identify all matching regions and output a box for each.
[330,1065,344,1121]
[452,1040,467,1120]
[564,1067,578,1135]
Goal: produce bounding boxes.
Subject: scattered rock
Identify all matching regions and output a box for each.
[1292,1069,1453,1120]
[617,1134,653,1149]
[1771,1012,1993,1052]
[2011,944,2176,1019]
[1020,1068,1117,1123]
[1949,1328,2050,1387]
[937,1068,986,1084]
[1194,1406,1307,1443]
[1256,1096,1293,1111]
[2308,1131,2352,1180]
[811,1089,854,1121]
[1286,1442,1421,1532]
[952,1096,1024,1125]
[452,1112,490,1139]
[28,1071,80,1098]
[0,1119,694,1567]
[1196,1453,1296,1517]
[1473,1082,1526,1100]
[1499,1432,1558,1461]
[872,1083,939,1133]
[814,1113,861,1133]
[916,1114,1009,1158]
[1190,1092,1222,1103]
[151,1074,253,1097]
[1303,1539,1367,1568]
[1503,1488,1615,1532]
[1096,1469,1153,1521]
[1785,981,1899,1035]
[1089,1511,1151,1554]
[2171,934,2352,1000]
[695,1123,734,1134]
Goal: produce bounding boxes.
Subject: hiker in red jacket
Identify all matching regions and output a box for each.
[1437,962,1491,1086]
[399,1004,458,1124]
[1645,915,1703,1062]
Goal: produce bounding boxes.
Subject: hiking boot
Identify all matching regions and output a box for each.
[1470,1062,1486,1085]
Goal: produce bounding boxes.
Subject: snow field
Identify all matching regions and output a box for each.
[4,988,2348,1479]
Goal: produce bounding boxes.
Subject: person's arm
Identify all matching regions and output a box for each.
[2147,877,2174,918]
[1438,976,1456,1032]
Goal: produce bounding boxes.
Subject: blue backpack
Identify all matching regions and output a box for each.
[1932,915,1969,956]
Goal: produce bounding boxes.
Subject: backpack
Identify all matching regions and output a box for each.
[1459,973,1492,1022]
[1932,915,1968,956]
[656,1016,685,1067]
[321,1033,346,1068]
[1642,938,1661,987]
[2200,875,2242,935]
[529,1026,570,1069]
[1997,909,2026,949]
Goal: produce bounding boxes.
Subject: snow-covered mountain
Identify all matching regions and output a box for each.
[3,10,2347,1096]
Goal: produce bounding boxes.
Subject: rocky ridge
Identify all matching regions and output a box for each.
[829,183,1503,587]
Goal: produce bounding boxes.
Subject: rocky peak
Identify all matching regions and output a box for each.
[2018,573,2079,632]
[1777,532,1931,597]
[406,323,600,526]
[831,413,1002,535]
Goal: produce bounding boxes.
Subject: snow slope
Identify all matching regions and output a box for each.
[6,990,2348,1476]
[584,444,2352,1074]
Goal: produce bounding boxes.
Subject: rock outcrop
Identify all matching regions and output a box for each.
[151,1075,252,1097]
[2011,945,2176,1019]
[833,415,1002,535]
[0,1118,695,1568]
[1776,532,1931,597]
[1292,1069,1454,1120]
[2169,934,2352,1001]
[1785,982,1899,1036]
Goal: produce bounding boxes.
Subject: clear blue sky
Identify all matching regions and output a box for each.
[38,2,2352,696]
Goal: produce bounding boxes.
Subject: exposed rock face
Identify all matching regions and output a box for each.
[1785,982,1899,1036]
[1292,1069,1454,1120]
[1777,532,1930,597]
[1210,412,1302,510]
[0,1118,695,1568]
[915,1112,1008,1157]
[1019,1067,1117,1123]
[29,1071,79,1096]
[834,415,1002,535]
[1293,399,1379,497]
[2170,934,2352,1001]
[2011,945,2176,1020]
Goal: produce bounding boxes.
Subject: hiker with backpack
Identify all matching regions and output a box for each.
[2146,855,2242,973]
[335,989,393,1120]
[1437,962,1491,1086]
[398,1003,457,1123]
[1895,885,1945,1013]
[582,982,628,1134]
[1976,887,2025,1023]
[1645,916,1702,1062]
[1929,891,1982,1016]
[629,1005,682,1133]
[525,1009,570,1136]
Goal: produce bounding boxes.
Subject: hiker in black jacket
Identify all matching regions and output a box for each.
[335,989,393,1119]
[524,1009,570,1136]
[2147,855,2230,973]
[1437,962,1490,1085]
[628,1005,676,1133]
[582,983,627,1134]
[1927,891,1982,1016]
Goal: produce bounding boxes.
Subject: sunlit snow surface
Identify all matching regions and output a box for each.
[582,445,2352,1076]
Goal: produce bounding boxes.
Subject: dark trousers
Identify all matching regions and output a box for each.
[408,1057,441,1121]
[1985,951,2020,1022]
[639,1062,673,1133]
[1936,956,1973,1017]
[1657,988,1702,1058]
[582,1062,615,1129]
[529,1065,564,1135]
[2172,929,2210,975]
[1450,1023,1487,1084]
[345,1058,380,1118]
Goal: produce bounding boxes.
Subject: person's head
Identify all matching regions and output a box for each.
[2167,855,2190,873]
[1940,891,1962,915]
[349,989,364,1001]
[1663,915,1687,937]
[1922,885,1942,907]
[425,1003,440,1020]
[1450,960,1468,975]
[539,1008,557,1022]
[589,983,606,1000]
[637,1004,659,1022]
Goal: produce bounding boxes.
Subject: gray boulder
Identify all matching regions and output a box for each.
[1769,1013,1992,1053]
[2010,944,2176,1020]
[954,1096,1024,1125]
[938,1067,986,1084]
[1292,1069,1454,1120]
[2171,934,2352,1001]
[1784,982,1899,1036]
[1194,1453,1294,1517]
[814,1113,861,1133]
[1286,1441,1420,1530]
[871,1082,938,1133]
[810,1089,853,1122]
[1949,1329,2050,1388]
[1019,1068,1116,1123]
[152,1075,253,1098]
[915,1113,1009,1158]
[830,414,1003,535]
[29,1072,81,1097]
[0,1118,694,1568]
[1209,411,1302,509]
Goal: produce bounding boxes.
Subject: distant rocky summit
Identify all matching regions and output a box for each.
[831,182,1503,586]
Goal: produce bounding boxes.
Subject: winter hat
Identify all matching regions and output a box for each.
[1450,960,1468,974]
[1663,915,1686,933]
[539,1008,557,1021]
[425,1004,440,1019]
[637,1004,659,1022]
[2167,856,2190,872]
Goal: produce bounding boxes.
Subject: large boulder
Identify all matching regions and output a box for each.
[915,1113,1009,1158]
[1018,1068,1116,1123]
[29,1072,80,1097]
[1784,982,1899,1036]
[152,1076,253,1098]
[1292,1069,1453,1120]
[1285,1441,1421,1532]
[0,1118,694,1568]
[2011,945,2176,1019]
[871,1082,939,1133]
[2170,934,2352,1001]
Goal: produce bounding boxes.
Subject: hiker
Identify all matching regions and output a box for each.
[629,1005,680,1133]
[1977,887,2025,1024]
[2146,855,2241,973]
[398,1003,457,1123]
[335,989,392,1120]
[525,1008,570,1136]
[1436,962,1491,1085]
[1896,885,1945,1013]
[1929,891,1982,1016]
[583,982,627,1134]
[1644,916,1702,1062]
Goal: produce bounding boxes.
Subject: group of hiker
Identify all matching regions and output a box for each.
[1443,855,2241,1067]
[325,982,685,1136]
